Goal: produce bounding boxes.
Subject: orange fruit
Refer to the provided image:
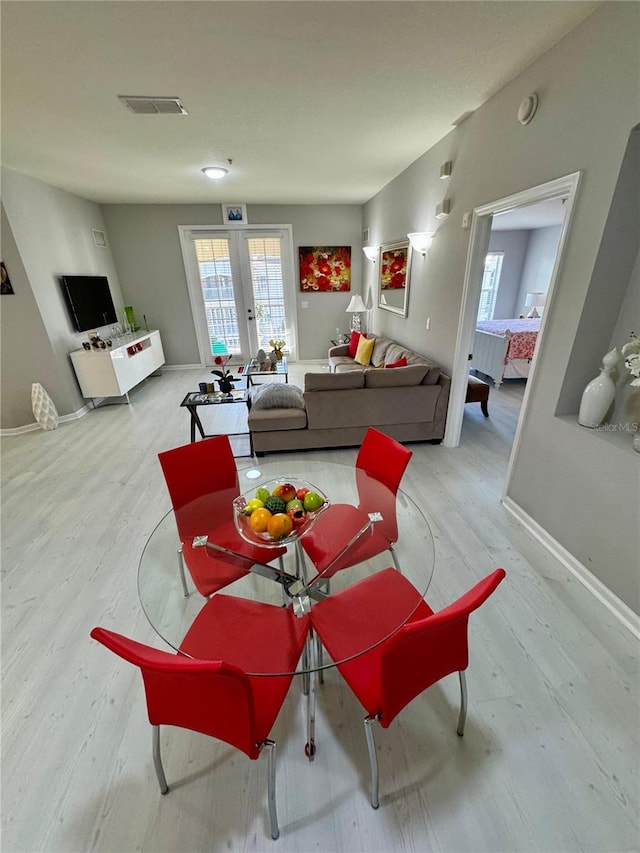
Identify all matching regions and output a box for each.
[267,513,293,540]
[249,507,272,533]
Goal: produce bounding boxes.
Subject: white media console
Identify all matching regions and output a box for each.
[70,330,165,403]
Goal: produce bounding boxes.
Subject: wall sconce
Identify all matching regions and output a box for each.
[439,161,453,179]
[407,232,433,256]
[435,199,451,219]
[362,246,378,262]
[346,294,367,331]
[525,291,546,318]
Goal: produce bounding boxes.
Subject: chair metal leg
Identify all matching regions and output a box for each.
[177,547,189,597]
[389,545,401,572]
[152,725,169,794]
[457,670,467,736]
[364,716,379,809]
[305,629,317,761]
[263,740,279,840]
[301,642,309,696]
[278,555,288,606]
[316,631,324,685]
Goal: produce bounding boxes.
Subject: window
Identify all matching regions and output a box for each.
[477,252,504,322]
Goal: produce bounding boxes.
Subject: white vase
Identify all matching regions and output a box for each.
[578,348,619,428]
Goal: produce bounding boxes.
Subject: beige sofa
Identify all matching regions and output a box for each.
[248,335,450,455]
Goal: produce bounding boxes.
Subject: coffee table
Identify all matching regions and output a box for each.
[179,390,252,454]
[241,357,288,386]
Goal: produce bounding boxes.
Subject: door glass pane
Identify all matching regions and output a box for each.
[477,252,504,322]
[247,237,286,349]
[193,237,241,354]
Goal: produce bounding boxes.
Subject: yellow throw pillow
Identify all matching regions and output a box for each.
[354,335,376,366]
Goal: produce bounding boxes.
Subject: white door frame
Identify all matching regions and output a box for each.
[444,172,582,497]
[178,224,298,365]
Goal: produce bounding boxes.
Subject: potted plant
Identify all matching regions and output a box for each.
[211,355,235,394]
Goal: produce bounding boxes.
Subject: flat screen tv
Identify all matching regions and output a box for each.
[60,275,118,332]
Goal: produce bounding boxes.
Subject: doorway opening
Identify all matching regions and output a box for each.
[444,172,581,499]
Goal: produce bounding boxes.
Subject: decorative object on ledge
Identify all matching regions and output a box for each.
[621,333,640,453]
[221,202,248,224]
[362,246,378,262]
[407,232,433,256]
[31,383,59,431]
[578,348,619,428]
[345,294,366,332]
[435,199,451,219]
[525,291,546,318]
[299,246,351,291]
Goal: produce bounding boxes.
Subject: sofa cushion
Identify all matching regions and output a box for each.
[364,364,429,387]
[370,336,393,367]
[248,407,307,432]
[385,355,408,369]
[355,335,376,366]
[250,383,305,409]
[347,331,362,358]
[305,371,365,391]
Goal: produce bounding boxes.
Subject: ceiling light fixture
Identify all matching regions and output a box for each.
[202,166,229,181]
[407,232,434,256]
[362,246,378,262]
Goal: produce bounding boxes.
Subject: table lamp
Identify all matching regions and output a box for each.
[525,292,546,318]
[346,294,367,332]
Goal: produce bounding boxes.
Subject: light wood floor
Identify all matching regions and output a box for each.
[2,366,638,853]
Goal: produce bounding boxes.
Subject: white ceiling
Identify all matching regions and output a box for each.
[1,1,600,206]
[491,198,568,231]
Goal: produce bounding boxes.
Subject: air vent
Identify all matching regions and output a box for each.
[118,96,188,115]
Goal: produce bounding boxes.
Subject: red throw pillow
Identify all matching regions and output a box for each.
[348,331,362,359]
[385,356,408,369]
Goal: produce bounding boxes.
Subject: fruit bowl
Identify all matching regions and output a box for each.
[233,478,330,547]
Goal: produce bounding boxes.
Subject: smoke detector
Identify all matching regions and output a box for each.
[118,96,188,115]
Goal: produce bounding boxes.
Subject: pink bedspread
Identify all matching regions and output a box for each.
[476,318,540,362]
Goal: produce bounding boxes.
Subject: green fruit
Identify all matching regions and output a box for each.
[264,495,287,515]
[255,487,271,503]
[303,491,325,512]
[286,499,304,513]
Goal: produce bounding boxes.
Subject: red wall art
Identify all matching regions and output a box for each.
[299,246,351,292]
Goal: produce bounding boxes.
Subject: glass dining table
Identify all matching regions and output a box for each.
[138,459,435,754]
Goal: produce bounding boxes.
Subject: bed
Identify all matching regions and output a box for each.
[471,318,540,387]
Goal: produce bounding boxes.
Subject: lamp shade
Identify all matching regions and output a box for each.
[346,294,366,313]
[362,246,378,261]
[407,232,433,255]
[525,292,546,307]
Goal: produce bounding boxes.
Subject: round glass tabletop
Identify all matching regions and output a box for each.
[138,460,435,675]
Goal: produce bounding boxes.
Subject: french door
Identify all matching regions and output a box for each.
[179,226,297,364]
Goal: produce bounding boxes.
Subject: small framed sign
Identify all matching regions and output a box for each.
[221,203,248,225]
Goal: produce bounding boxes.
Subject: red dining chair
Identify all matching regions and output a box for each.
[91,595,310,840]
[158,436,286,598]
[300,428,413,579]
[311,566,506,808]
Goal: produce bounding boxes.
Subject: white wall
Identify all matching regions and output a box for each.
[516,225,562,313]
[363,3,640,611]
[1,168,125,421]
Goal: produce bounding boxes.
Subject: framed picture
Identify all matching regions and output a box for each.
[299,246,351,292]
[221,203,248,224]
[378,240,411,317]
[0,260,14,295]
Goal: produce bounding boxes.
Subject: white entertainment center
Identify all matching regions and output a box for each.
[70,330,165,403]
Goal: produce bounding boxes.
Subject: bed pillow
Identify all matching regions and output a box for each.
[347,330,362,358]
[250,383,305,410]
[355,335,376,366]
[385,356,408,369]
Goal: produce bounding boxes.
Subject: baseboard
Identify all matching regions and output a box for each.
[1,404,92,436]
[502,495,640,639]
